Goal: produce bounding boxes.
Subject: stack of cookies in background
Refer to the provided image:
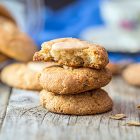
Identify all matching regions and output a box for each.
[0,5,46,91]
[0,4,37,66]
[33,38,113,115]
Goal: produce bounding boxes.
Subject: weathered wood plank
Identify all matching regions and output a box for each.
[0,83,11,129]
[1,77,140,140]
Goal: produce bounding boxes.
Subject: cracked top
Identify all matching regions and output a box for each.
[33,38,109,69]
[51,40,88,50]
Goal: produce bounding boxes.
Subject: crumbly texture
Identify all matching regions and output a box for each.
[0,53,8,62]
[40,89,113,115]
[107,62,122,75]
[0,62,57,90]
[0,31,37,62]
[122,63,140,86]
[39,66,112,94]
[33,38,109,69]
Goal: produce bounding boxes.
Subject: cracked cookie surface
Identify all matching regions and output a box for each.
[40,89,113,115]
[39,66,112,94]
[33,38,109,69]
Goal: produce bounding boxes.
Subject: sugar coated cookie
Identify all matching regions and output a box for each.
[39,66,112,94]
[40,89,113,115]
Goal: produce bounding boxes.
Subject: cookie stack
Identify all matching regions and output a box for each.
[33,38,113,115]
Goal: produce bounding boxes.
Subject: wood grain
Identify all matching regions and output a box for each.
[0,77,140,140]
[0,83,11,130]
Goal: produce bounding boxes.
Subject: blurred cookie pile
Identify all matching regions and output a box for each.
[0,5,45,90]
[122,63,140,87]
[33,38,113,115]
[106,61,140,87]
[0,5,37,64]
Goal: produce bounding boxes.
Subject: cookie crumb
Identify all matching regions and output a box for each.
[110,114,126,120]
[126,121,140,126]
[63,65,74,70]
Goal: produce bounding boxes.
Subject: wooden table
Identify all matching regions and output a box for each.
[0,76,140,140]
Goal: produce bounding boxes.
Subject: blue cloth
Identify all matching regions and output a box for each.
[32,0,102,45]
[109,52,140,63]
[30,0,140,62]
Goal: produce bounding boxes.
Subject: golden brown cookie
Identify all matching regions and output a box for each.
[0,10,36,62]
[0,53,8,62]
[0,31,37,62]
[33,38,109,69]
[1,62,58,90]
[122,63,140,86]
[0,4,16,24]
[40,89,113,115]
[39,66,112,94]
[107,62,122,75]
[0,17,18,34]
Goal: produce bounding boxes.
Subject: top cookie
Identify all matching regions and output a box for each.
[33,38,109,69]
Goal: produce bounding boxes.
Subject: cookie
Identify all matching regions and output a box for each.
[0,4,16,24]
[0,53,8,62]
[1,62,58,90]
[40,89,113,115]
[107,62,122,75]
[0,31,37,62]
[0,17,18,34]
[122,63,140,86]
[39,66,112,94]
[33,38,109,69]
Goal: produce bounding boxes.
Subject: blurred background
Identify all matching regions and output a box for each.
[1,0,140,64]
